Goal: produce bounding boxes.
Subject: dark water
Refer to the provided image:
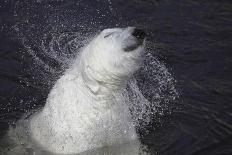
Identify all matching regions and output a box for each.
[0,0,232,154]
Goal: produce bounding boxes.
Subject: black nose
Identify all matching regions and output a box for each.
[132,28,146,40]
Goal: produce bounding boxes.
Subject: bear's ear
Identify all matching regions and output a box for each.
[82,66,100,94]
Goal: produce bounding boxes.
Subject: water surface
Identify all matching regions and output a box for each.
[0,0,232,154]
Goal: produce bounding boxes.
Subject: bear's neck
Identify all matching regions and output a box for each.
[98,77,128,93]
[73,53,130,97]
[82,67,129,96]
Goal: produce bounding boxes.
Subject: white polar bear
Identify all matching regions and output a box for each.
[29,27,146,154]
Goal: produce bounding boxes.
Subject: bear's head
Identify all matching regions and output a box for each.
[80,27,146,94]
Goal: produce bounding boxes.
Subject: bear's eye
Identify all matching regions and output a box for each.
[104,32,114,38]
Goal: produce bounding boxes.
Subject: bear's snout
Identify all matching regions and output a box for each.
[132,28,146,40]
[123,28,146,52]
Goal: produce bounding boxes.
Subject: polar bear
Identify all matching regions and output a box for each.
[29,27,146,154]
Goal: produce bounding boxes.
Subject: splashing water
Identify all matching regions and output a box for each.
[0,1,178,154]
[0,28,178,154]
[26,30,178,128]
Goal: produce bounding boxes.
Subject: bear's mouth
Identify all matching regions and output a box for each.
[124,28,146,52]
[124,41,143,52]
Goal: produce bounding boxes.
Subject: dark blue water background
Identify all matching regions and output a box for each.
[0,0,232,154]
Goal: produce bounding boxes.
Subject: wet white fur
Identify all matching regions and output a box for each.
[29,27,144,154]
